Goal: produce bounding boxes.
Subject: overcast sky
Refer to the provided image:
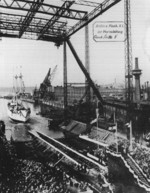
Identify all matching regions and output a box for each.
[0,0,150,88]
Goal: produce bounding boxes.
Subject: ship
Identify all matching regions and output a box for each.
[7,73,31,123]
[7,100,30,122]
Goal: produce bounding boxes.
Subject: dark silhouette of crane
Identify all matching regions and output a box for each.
[40,65,57,100]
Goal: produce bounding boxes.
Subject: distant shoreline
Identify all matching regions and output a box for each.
[0,87,34,92]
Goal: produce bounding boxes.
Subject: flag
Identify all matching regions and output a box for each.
[125,122,130,127]
[90,118,97,124]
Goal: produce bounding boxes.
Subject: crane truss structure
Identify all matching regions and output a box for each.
[0,0,121,45]
[0,0,122,112]
[124,0,133,120]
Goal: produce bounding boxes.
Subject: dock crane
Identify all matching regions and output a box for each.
[40,65,57,100]
[124,0,134,124]
[49,65,58,85]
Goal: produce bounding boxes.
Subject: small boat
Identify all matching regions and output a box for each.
[8,100,31,123]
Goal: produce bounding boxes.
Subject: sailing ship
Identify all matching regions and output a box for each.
[7,73,31,123]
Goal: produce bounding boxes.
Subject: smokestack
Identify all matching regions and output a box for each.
[132,58,142,102]
[135,57,139,69]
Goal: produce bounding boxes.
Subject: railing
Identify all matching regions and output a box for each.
[29,130,79,165]
[42,100,64,109]
[107,149,150,191]
[127,154,150,183]
[29,130,114,192]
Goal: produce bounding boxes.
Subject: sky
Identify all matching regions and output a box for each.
[0,0,150,88]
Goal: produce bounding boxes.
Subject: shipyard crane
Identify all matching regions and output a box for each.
[124,0,133,121]
[50,65,58,84]
[40,65,57,100]
[41,65,57,88]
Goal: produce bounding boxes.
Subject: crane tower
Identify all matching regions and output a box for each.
[124,0,133,116]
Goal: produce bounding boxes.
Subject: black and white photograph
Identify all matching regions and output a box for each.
[0,0,150,192]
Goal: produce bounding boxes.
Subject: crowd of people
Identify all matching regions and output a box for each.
[132,145,150,179]
[0,134,97,193]
[0,121,5,137]
[109,137,150,180]
[1,158,67,193]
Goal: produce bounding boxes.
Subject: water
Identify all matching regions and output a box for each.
[0,98,94,193]
[0,98,64,140]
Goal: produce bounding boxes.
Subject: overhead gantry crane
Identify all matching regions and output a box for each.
[0,0,122,118]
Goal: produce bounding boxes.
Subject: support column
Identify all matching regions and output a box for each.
[124,0,133,121]
[85,23,91,102]
[63,41,68,120]
[66,39,104,115]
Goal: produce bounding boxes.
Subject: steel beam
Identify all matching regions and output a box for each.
[40,35,63,43]
[1,12,67,26]
[85,21,91,102]
[66,39,104,106]
[37,1,74,40]
[19,0,44,38]
[0,0,86,20]
[63,41,68,120]
[0,32,18,38]
[0,14,67,37]
[0,12,68,37]
[0,21,65,37]
[61,0,100,7]
[66,0,121,38]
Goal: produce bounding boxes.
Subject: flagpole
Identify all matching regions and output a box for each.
[114,112,118,153]
[129,120,132,152]
[96,100,99,150]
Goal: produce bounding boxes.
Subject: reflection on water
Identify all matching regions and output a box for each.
[0,98,64,140]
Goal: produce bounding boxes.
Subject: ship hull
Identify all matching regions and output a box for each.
[7,106,30,123]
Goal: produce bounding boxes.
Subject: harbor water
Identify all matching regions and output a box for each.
[0,98,64,141]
